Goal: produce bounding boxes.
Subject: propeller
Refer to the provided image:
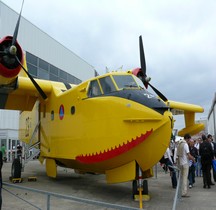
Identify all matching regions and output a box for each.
[139,35,168,102]
[11,0,24,48]
[15,56,47,100]
[0,0,47,100]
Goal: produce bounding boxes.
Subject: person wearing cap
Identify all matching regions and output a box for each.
[177,133,195,197]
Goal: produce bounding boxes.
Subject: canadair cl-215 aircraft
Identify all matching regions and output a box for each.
[0,2,204,199]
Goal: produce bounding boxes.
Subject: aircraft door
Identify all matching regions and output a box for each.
[19,100,40,145]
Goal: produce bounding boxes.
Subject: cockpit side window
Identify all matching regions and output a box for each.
[99,76,116,94]
[87,80,102,97]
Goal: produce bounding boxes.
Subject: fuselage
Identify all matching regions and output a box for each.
[24,72,173,174]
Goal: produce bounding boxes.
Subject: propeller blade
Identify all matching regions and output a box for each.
[15,56,47,100]
[139,35,146,77]
[139,35,168,102]
[148,82,168,102]
[12,0,25,46]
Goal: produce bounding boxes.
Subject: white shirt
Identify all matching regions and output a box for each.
[194,143,200,150]
[178,142,190,166]
[173,147,177,163]
[164,147,173,164]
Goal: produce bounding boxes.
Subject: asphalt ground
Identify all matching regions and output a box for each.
[1,160,216,210]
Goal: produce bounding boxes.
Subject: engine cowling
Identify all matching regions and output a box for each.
[0,36,24,85]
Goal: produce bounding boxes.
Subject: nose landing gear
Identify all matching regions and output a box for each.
[132,167,151,209]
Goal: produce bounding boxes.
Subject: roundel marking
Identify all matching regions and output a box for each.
[59,104,64,120]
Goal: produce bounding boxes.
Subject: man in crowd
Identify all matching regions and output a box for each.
[177,134,195,197]
[207,134,216,182]
[188,139,198,188]
[200,134,214,188]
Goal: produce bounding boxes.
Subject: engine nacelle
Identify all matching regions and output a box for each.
[0,36,24,85]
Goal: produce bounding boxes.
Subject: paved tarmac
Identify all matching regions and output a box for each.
[1,160,216,210]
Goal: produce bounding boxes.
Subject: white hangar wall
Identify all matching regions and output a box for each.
[0,2,95,81]
[0,110,19,130]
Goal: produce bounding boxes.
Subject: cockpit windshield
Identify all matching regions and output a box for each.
[113,75,144,89]
[87,75,145,98]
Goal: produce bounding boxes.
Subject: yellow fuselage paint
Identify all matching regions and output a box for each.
[19,78,172,181]
[0,33,204,184]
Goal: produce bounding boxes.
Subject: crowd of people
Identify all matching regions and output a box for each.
[161,133,216,198]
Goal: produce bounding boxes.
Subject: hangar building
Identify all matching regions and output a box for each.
[208,93,216,139]
[0,2,96,160]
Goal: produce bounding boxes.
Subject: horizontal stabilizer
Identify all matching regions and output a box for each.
[178,123,205,136]
[166,100,204,136]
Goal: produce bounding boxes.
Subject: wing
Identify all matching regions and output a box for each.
[1,76,50,111]
[0,74,72,111]
[167,100,204,136]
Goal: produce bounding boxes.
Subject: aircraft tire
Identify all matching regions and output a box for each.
[11,158,22,178]
[132,180,138,199]
[142,180,148,195]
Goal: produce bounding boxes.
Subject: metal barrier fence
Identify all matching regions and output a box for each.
[3,182,140,210]
[170,165,182,210]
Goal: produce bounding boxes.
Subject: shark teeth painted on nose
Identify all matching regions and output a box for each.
[76,129,153,164]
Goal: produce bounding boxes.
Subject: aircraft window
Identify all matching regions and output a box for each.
[113,75,139,89]
[71,106,75,115]
[51,110,54,121]
[88,80,102,97]
[99,76,116,94]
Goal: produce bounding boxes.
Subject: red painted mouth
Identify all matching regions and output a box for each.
[76,129,153,164]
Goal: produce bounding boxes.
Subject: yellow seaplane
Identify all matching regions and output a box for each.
[0,2,204,199]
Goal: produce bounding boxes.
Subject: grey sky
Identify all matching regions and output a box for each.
[2,0,216,131]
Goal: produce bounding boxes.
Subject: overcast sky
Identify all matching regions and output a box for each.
[2,0,216,132]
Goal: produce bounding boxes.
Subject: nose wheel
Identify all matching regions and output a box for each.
[132,179,149,199]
